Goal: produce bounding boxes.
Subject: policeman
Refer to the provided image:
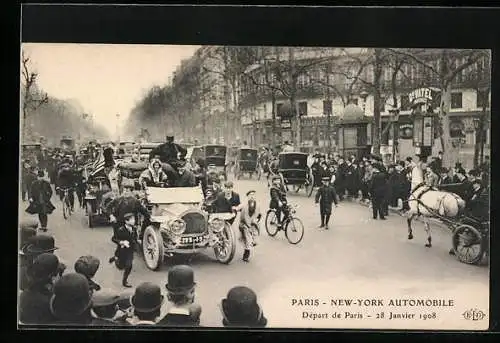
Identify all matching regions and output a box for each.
[315,176,338,229]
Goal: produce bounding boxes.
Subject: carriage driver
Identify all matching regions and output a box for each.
[269,175,289,229]
[148,135,187,168]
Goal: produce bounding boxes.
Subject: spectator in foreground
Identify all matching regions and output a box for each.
[74,255,102,293]
[158,265,201,327]
[128,282,164,326]
[220,286,267,327]
[49,273,93,325]
[19,253,61,325]
[90,289,130,326]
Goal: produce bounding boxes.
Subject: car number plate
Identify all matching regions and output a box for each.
[181,235,208,244]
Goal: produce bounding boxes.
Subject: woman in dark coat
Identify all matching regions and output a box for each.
[26,171,55,232]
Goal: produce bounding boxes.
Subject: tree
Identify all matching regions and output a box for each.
[21,50,48,140]
[386,48,488,167]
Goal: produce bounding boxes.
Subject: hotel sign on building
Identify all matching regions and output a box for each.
[408,87,441,109]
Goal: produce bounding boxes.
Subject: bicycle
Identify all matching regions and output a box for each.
[59,187,74,220]
[265,203,304,244]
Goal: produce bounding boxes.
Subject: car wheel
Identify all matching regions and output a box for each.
[142,225,164,270]
[214,222,236,264]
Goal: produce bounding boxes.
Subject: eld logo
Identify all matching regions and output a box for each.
[462,309,486,321]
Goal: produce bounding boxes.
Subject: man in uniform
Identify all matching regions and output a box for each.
[149,135,187,166]
[370,163,388,220]
[315,176,338,229]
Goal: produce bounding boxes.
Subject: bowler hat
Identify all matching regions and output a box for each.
[165,265,196,294]
[246,190,256,196]
[50,273,92,319]
[24,235,58,255]
[28,253,60,281]
[131,282,164,312]
[321,176,330,181]
[92,288,121,308]
[221,286,266,326]
[74,255,100,278]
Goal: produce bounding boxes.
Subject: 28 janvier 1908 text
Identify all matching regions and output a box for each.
[302,311,438,320]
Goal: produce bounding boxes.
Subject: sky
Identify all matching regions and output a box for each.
[22,43,200,138]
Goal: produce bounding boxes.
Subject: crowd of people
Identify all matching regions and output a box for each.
[18,225,267,327]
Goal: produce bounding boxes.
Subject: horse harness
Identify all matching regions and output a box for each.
[410,182,462,217]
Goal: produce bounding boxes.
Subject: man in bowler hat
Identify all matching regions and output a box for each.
[49,273,93,325]
[370,163,388,220]
[26,170,56,232]
[220,286,267,327]
[158,265,201,326]
[19,253,61,324]
[19,234,66,291]
[109,213,137,288]
[315,176,338,229]
[129,282,164,325]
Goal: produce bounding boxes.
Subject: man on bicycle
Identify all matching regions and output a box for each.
[269,175,289,229]
[56,158,76,211]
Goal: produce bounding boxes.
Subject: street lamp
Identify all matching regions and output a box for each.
[389,107,400,162]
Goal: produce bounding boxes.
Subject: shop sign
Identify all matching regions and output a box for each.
[399,123,414,139]
[409,87,435,105]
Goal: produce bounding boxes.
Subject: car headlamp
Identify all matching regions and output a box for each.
[209,217,225,233]
[168,218,186,235]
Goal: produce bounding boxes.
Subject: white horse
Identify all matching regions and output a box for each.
[406,163,466,247]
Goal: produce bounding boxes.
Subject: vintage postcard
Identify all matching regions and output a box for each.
[18,42,490,330]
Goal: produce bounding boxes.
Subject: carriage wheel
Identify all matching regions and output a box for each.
[307,174,315,197]
[142,226,165,271]
[214,222,236,264]
[285,217,304,245]
[265,210,279,237]
[452,224,484,265]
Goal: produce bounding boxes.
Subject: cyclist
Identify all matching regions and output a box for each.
[56,158,76,212]
[269,175,289,229]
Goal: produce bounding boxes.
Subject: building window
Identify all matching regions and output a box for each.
[477,90,490,108]
[400,94,410,111]
[298,101,308,116]
[451,92,463,109]
[379,96,386,112]
[276,103,284,117]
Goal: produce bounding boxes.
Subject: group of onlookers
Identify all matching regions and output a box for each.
[18,225,267,327]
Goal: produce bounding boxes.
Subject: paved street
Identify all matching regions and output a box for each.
[18,177,489,328]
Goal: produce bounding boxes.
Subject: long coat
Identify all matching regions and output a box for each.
[149,142,187,163]
[370,171,388,200]
[111,225,136,269]
[26,179,55,215]
[315,185,338,215]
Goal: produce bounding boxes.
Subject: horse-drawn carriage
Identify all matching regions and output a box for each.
[190,145,228,180]
[275,152,314,197]
[137,185,237,270]
[406,178,489,266]
[233,148,261,180]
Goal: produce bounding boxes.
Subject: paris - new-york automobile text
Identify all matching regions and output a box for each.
[291,298,453,321]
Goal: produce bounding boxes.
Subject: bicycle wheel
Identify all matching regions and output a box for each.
[285,217,304,244]
[265,210,279,237]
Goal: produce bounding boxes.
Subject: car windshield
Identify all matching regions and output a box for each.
[205,146,226,157]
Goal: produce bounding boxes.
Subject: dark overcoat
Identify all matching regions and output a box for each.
[315,185,338,215]
[26,179,55,215]
[111,225,136,269]
[19,284,55,324]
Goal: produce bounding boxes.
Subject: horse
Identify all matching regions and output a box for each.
[405,163,466,247]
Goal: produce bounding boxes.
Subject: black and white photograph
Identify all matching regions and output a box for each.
[18,39,491,329]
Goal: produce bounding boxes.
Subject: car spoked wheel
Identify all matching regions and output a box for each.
[142,226,164,270]
[265,210,279,237]
[285,218,304,244]
[214,222,236,264]
[452,224,484,265]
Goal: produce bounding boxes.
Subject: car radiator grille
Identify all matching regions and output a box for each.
[182,212,207,234]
